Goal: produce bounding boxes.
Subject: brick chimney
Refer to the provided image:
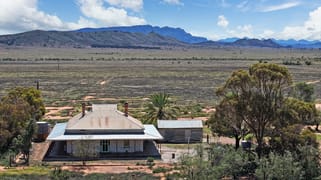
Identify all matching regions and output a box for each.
[81,103,86,117]
[124,102,128,117]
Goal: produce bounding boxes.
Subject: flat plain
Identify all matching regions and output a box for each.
[0,46,320,112]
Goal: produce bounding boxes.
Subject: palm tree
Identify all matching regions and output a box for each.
[143,92,179,125]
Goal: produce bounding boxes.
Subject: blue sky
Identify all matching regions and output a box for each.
[1,0,321,40]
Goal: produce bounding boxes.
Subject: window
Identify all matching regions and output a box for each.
[123,140,130,149]
[100,140,110,153]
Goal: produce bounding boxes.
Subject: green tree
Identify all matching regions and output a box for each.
[297,145,321,179]
[0,97,30,152]
[292,82,314,102]
[216,63,292,158]
[72,139,98,165]
[269,125,318,155]
[178,144,255,179]
[290,82,321,131]
[255,151,302,180]
[208,95,248,149]
[3,87,45,120]
[11,119,36,163]
[143,92,179,125]
[276,98,318,130]
[0,87,44,152]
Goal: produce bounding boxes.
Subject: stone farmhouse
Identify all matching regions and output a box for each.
[45,103,163,159]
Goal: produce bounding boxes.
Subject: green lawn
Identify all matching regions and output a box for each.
[0,166,160,180]
[0,166,51,176]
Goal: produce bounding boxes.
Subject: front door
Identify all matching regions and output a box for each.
[100,140,110,153]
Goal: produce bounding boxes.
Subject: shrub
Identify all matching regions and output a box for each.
[305,61,312,65]
[152,167,169,174]
[255,151,302,179]
[146,157,154,164]
[50,168,81,180]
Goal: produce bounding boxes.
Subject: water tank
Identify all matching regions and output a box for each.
[241,140,251,149]
[36,121,49,141]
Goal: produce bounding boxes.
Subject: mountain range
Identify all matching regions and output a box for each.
[0,25,320,49]
[0,29,184,48]
[219,37,321,49]
[76,25,207,44]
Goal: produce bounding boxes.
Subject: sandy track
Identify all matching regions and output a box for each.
[44,106,73,120]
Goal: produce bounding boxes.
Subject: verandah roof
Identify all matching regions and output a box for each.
[47,123,163,141]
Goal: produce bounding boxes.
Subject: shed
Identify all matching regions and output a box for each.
[157,120,203,143]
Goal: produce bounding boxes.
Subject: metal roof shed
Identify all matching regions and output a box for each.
[157,120,203,143]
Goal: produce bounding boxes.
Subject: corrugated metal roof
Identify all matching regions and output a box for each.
[66,104,144,130]
[157,120,203,129]
[47,123,163,141]
[47,123,67,140]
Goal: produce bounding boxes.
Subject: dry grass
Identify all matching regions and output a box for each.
[0,47,320,120]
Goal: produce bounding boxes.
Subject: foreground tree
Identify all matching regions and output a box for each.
[175,143,320,179]
[292,82,314,102]
[0,87,44,153]
[208,95,248,149]
[215,63,292,158]
[269,124,318,155]
[255,151,302,179]
[11,119,36,163]
[290,82,320,130]
[0,97,31,151]
[72,137,98,165]
[143,92,179,125]
[178,144,253,180]
[297,145,321,179]
[3,87,45,120]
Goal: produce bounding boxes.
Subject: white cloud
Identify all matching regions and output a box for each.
[78,0,146,26]
[190,31,220,41]
[237,24,252,35]
[259,29,275,38]
[0,0,147,35]
[236,0,250,12]
[162,0,183,5]
[227,24,253,38]
[277,6,321,40]
[261,2,300,12]
[0,0,96,34]
[220,0,230,8]
[105,0,143,12]
[217,15,229,28]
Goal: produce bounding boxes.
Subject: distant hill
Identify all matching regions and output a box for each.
[218,38,321,49]
[231,38,281,48]
[1,25,321,49]
[218,37,240,43]
[0,30,186,48]
[197,38,281,48]
[272,39,321,48]
[195,40,224,47]
[76,25,208,44]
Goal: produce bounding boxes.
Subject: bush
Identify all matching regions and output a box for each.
[255,151,302,179]
[84,172,159,180]
[282,60,302,65]
[166,172,182,179]
[50,168,81,180]
[152,167,169,174]
[305,61,312,65]
[0,151,12,167]
[146,157,154,164]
